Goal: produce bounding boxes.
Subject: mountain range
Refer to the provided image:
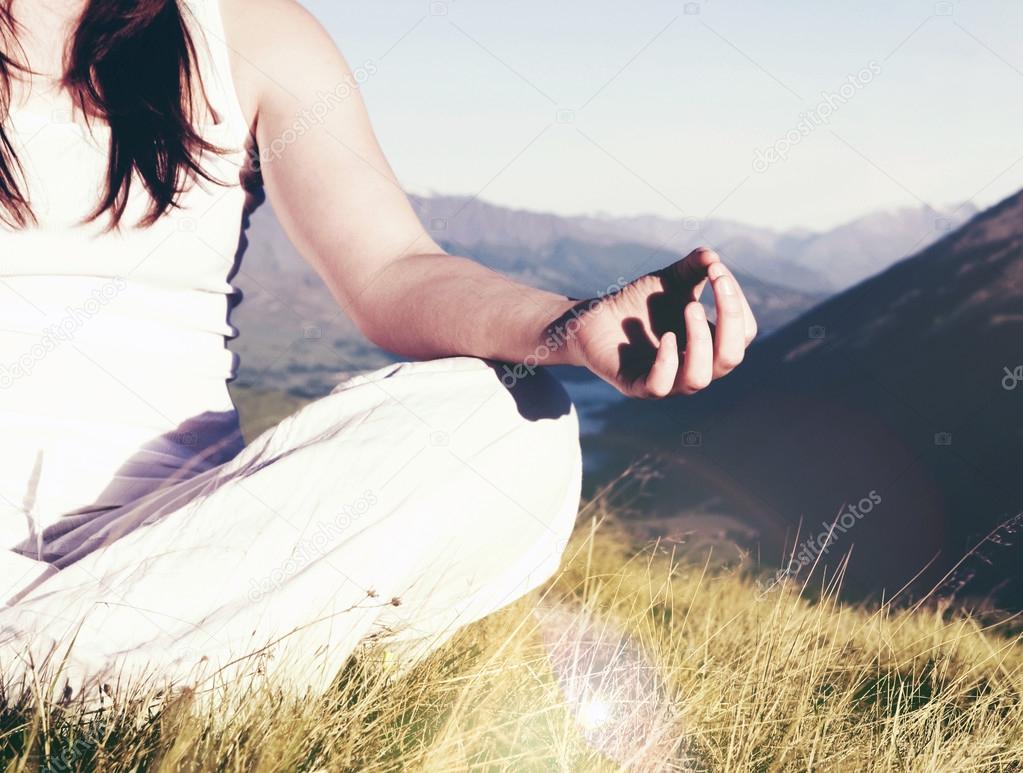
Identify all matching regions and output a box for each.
[408,194,977,293]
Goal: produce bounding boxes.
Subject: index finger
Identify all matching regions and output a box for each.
[661,246,722,301]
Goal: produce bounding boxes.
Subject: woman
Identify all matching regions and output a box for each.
[0,0,755,700]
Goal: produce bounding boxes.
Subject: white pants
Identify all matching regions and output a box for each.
[0,358,581,701]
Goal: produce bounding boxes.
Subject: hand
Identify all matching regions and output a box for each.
[563,247,757,398]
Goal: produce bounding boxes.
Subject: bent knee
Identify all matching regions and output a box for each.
[379,357,578,449]
[404,358,581,530]
[461,362,581,539]
[328,356,582,531]
[447,358,580,461]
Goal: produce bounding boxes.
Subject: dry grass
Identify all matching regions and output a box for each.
[3,501,1023,772]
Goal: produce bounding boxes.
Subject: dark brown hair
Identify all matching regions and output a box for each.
[0,0,224,229]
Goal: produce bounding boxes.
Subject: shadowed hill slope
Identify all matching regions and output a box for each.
[592,190,1023,603]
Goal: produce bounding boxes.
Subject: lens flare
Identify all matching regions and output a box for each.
[577,695,612,730]
[536,601,692,769]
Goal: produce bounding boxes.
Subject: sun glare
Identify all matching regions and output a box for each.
[577,694,612,731]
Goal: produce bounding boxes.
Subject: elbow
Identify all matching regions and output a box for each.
[347,299,408,356]
[347,303,389,350]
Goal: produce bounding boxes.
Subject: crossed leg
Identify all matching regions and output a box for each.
[0,357,581,701]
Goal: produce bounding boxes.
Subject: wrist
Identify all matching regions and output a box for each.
[530,297,588,368]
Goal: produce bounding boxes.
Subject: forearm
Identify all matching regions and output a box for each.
[352,253,584,367]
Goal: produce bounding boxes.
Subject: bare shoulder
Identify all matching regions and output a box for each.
[218,0,347,127]
[219,0,330,50]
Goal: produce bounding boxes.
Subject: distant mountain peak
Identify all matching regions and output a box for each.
[410,192,978,293]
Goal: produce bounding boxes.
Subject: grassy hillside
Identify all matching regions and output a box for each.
[229,383,311,442]
[3,501,1021,772]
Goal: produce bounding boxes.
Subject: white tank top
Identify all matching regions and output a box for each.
[0,0,256,546]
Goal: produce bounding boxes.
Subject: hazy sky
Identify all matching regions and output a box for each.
[299,0,1023,231]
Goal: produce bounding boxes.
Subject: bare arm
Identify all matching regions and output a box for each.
[222,0,756,397]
